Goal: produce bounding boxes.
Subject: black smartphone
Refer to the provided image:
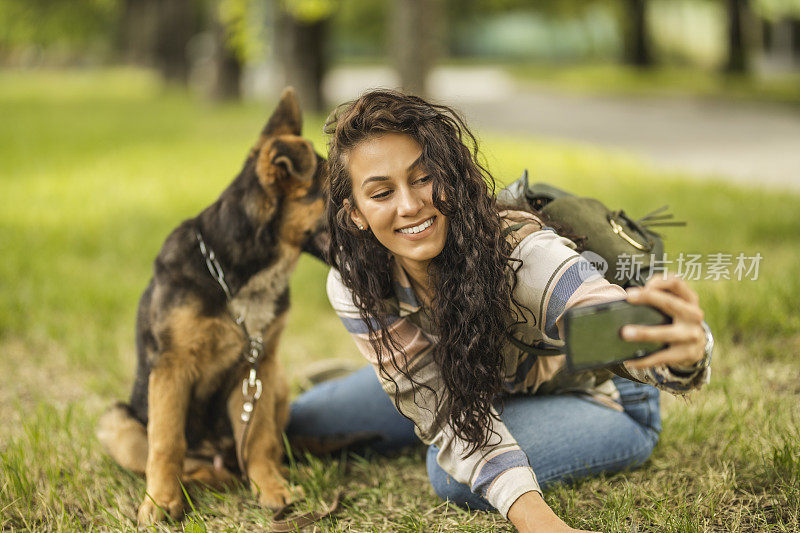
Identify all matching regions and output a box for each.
[563,299,672,373]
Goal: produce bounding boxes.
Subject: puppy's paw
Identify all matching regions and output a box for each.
[256,482,304,510]
[137,493,184,525]
[288,483,305,501]
[183,458,239,490]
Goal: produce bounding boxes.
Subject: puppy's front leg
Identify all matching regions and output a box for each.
[228,356,294,510]
[138,362,192,524]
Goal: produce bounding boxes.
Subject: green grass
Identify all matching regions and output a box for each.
[1,67,798,531]
[503,62,800,106]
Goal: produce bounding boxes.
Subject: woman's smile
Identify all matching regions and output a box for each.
[396,215,437,238]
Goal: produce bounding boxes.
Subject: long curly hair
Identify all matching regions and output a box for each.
[324,90,537,454]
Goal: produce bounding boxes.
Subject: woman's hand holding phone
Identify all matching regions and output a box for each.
[620,273,706,370]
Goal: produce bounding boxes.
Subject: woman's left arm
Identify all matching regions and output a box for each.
[618,273,713,378]
[510,225,711,393]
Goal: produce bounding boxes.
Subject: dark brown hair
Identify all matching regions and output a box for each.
[324,89,524,454]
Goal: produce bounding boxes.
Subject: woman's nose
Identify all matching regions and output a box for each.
[396,187,424,216]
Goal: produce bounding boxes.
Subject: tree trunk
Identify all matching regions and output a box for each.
[622,0,652,67]
[210,16,242,100]
[391,0,442,96]
[154,0,195,84]
[791,18,800,64]
[760,17,772,53]
[118,0,159,64]
[274,7,329,113]
[725,0,751,73]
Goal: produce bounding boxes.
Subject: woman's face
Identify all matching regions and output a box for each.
[346,133,449,269]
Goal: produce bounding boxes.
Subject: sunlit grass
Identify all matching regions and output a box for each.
[1,68,798,531]
[504,62,800,105]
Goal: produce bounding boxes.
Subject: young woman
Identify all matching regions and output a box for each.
[287,90,712,532]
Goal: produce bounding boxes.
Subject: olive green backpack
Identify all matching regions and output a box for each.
[497,170,686,289]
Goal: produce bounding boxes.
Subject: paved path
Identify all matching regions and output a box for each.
[325,66,800,191]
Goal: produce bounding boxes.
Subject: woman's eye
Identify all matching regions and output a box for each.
[415,175,431,184]
[370,190,392,200]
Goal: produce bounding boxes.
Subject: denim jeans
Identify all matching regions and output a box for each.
[287,365,661,512]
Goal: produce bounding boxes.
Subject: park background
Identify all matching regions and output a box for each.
[1,0,799,531]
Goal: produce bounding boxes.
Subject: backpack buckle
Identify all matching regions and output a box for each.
[608,215,652,252]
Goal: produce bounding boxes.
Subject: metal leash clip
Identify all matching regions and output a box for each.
[241,368,263,422]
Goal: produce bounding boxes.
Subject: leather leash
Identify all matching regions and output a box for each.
[196,229,342,530]
[271,490,343,532]
[196,229,262,481]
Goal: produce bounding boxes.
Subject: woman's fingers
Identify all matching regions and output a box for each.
[621,274,706,370]
[626,284,704,323]
[643,273,700,305]
[620,323,702,345]
[625,343,702,369]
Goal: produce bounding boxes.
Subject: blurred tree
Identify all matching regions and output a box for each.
[391,0,443,96]
[117,0,156,64]
[210,0,244,99]
[330,0,387,56]
[274,0,336,112]
[210,0,281,100]
[155,0,198,84]
[755,0,800,64]
[794,18,800,59]
[118,0,200,84]
[118,0,244,98]
[0,0,118,63]
[621,0,653,67]
[725,0,755,72]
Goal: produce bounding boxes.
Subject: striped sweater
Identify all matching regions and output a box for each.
[326,210,710,517]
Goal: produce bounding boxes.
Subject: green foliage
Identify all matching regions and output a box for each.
[218,0,267,63]
[283,0,337,22]
[446,0,590,18]
[754,0,800,20]
[0,0,119,53]
[331,0,387,56]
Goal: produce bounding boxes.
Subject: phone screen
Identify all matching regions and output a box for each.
[564,299,671,372]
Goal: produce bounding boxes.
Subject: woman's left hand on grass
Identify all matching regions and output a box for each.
[620,273,706,370]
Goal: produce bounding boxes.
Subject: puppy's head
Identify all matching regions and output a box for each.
[248,88,328,250]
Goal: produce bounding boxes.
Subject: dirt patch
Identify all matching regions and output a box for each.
[0,338,106,443]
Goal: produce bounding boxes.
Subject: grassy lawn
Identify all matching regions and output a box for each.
[1,68,798,532]
[502,62,800,106]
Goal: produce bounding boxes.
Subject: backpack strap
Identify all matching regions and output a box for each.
[501,222,530,238]
[502,216,564,358]
[506,333,563,358]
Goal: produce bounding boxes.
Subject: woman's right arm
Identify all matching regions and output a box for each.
[508,492,600,533]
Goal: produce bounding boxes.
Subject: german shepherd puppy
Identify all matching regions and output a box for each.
[97,88,328,524]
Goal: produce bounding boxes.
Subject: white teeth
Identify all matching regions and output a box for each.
[397,217,434,234]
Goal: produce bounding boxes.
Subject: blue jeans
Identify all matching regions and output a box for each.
[287,365,661,512]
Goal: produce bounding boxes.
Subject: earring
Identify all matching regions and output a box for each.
[358,225,365,230]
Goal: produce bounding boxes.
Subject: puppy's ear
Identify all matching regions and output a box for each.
[264,87,302,136]
[248,87,302,160]
[256,138,316,190]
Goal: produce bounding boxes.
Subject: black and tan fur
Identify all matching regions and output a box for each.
[96,88,328,524]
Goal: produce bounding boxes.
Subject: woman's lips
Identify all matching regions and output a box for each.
[395,216,437,241]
